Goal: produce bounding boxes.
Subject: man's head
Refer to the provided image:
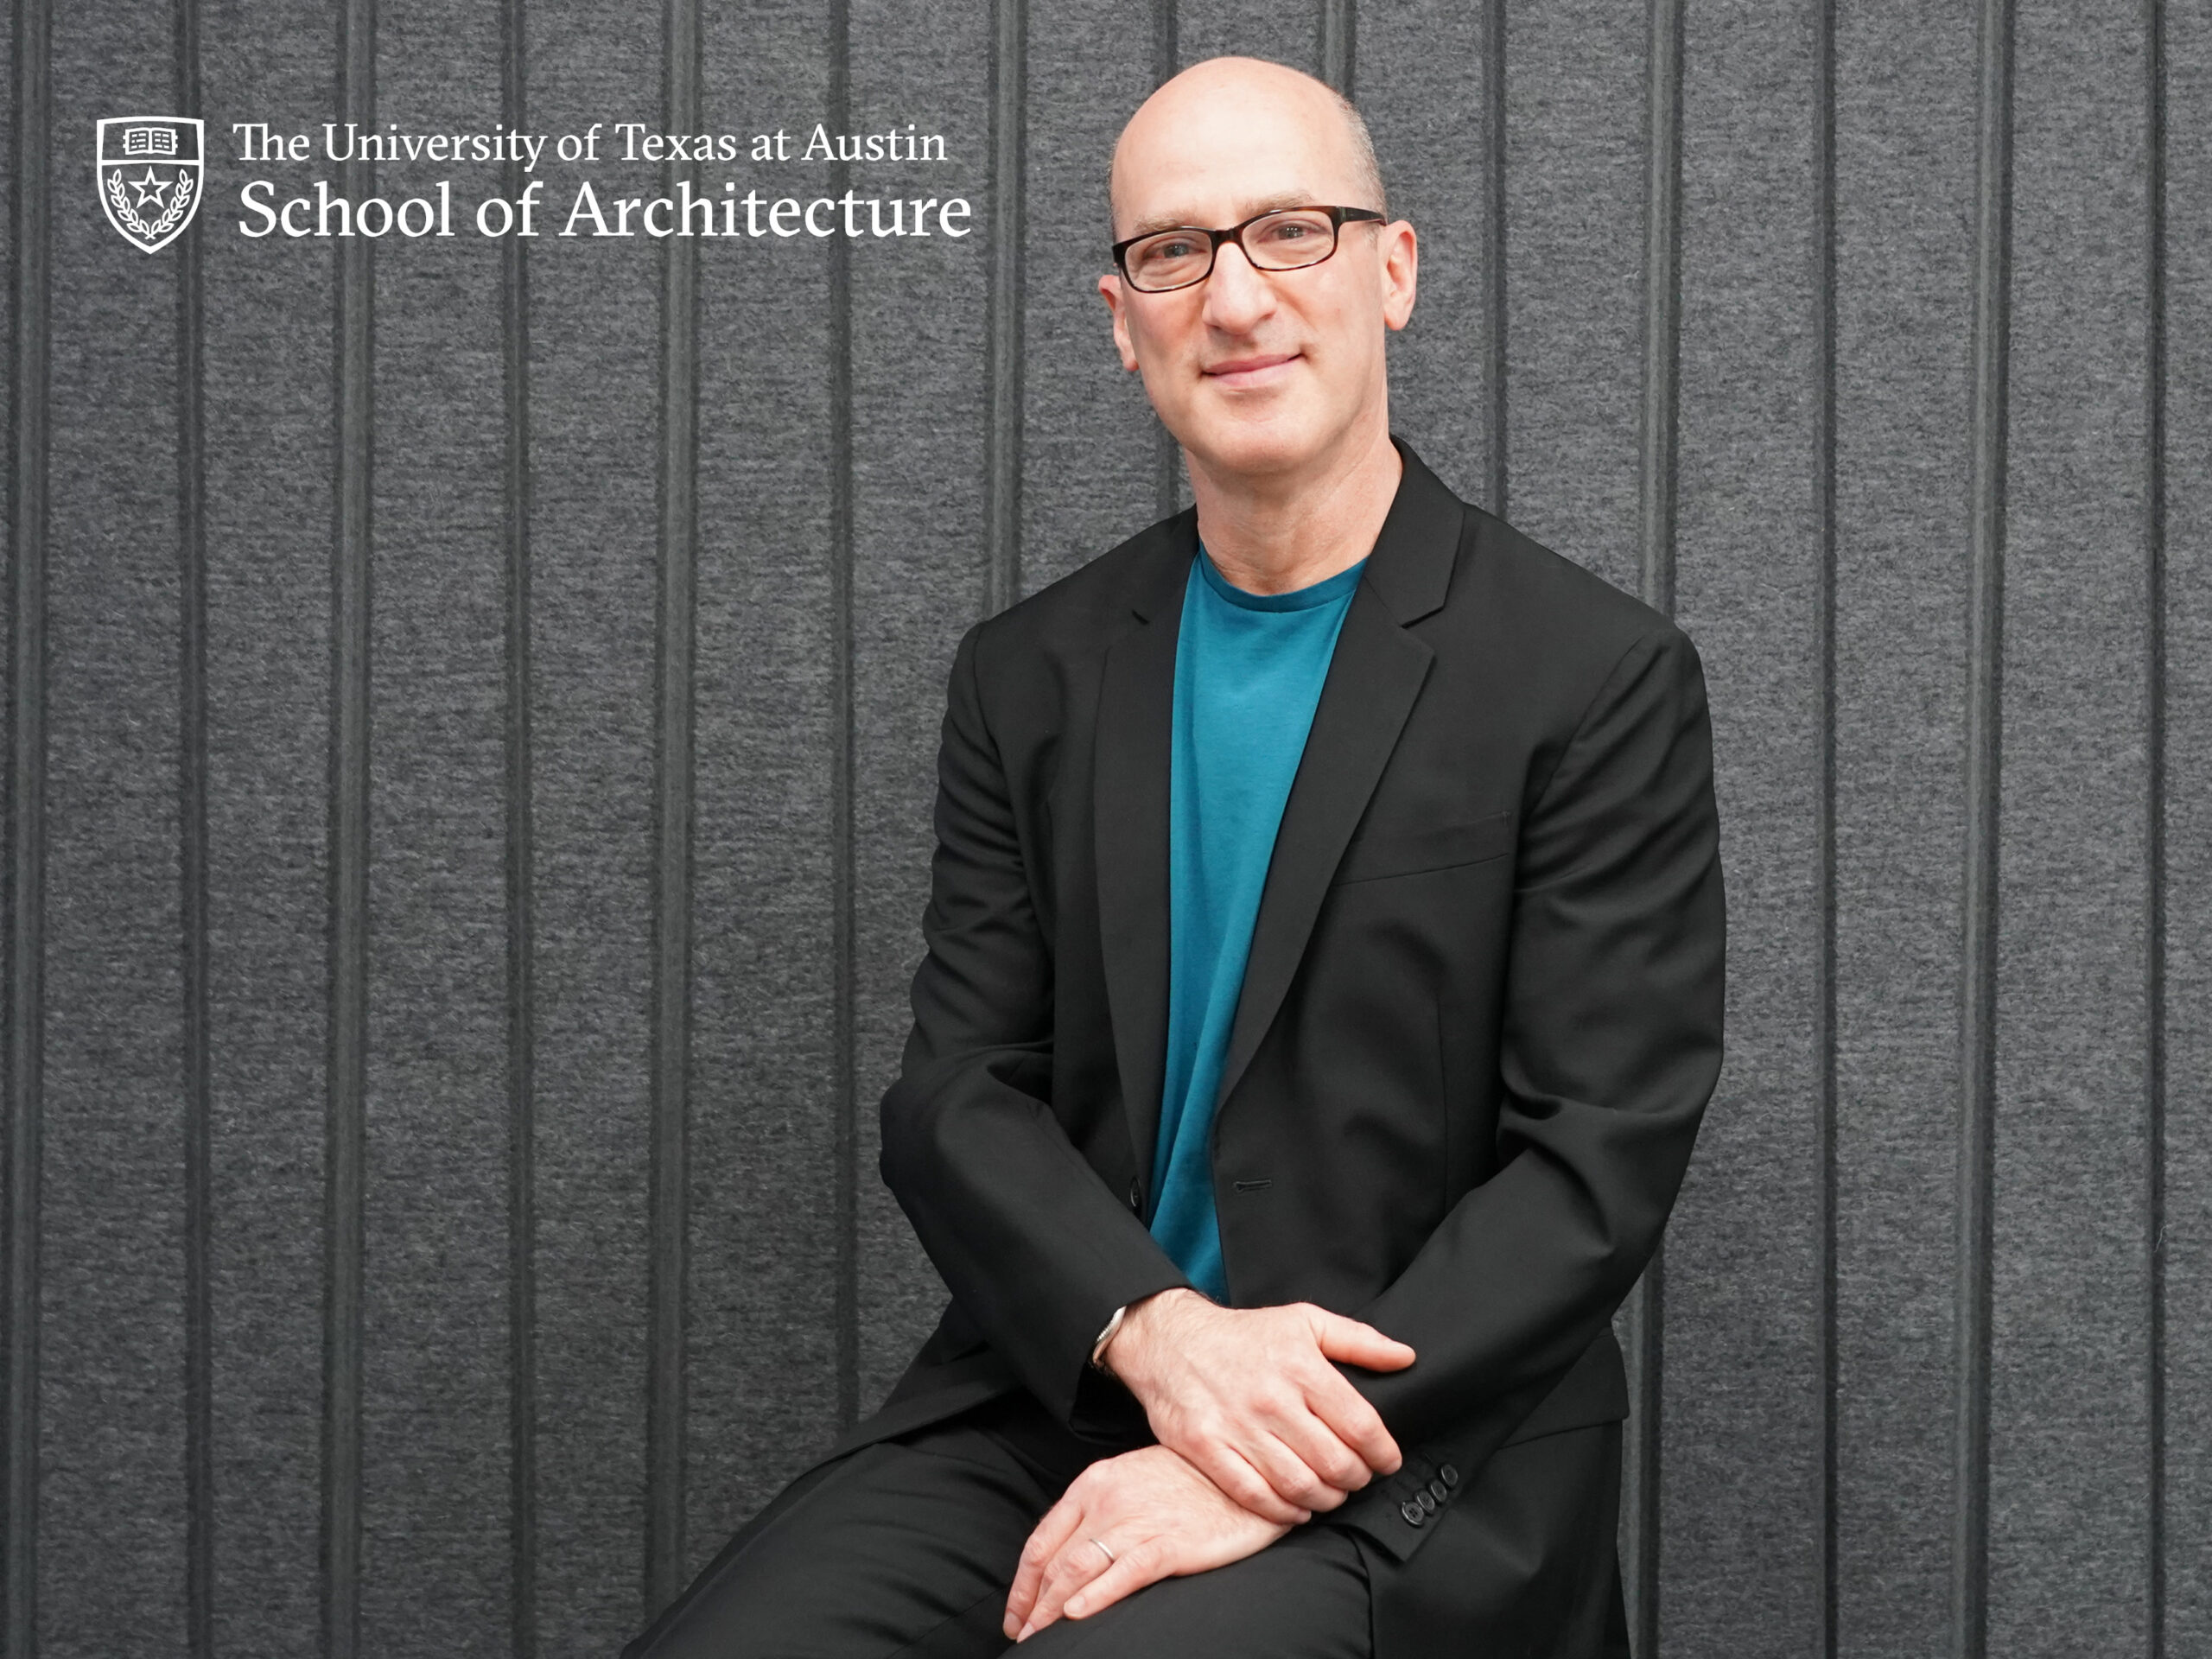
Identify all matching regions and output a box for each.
[1098,56,1417,487]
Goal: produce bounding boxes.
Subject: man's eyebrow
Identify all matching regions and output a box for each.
[1122,190,1314,240]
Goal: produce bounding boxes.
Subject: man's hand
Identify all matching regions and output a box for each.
[1001,1445,1290,1641]
[1099,1288,1416,1523]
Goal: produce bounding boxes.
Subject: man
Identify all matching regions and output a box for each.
[623,52,1724,1659]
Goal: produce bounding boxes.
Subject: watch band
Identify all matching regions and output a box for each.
[1089,1303,1128,1373]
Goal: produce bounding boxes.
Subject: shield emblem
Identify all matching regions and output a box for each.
[97,117,204,253]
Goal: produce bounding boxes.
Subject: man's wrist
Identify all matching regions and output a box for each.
[1096,1286,1201,1382]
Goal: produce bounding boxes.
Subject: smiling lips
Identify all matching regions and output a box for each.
[1204,351,1300,387]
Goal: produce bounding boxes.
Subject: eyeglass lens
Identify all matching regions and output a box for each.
[1123,208,1342,291]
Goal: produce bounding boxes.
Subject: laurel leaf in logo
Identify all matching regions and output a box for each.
[106,169,194,244]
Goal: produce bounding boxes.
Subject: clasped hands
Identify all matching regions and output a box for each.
[1001,1287,1416,1641]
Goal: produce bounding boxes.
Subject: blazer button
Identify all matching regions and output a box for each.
[1440,1464,1459,1488]
[1127,1179,1142,1211]
[1417,1489,1439,1514]
[1399,1500,1424,1528]
[1427,1478,1448,1503]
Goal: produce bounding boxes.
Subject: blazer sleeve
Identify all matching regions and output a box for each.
[878,619,1195,1427]
[1334,621,1726,1525]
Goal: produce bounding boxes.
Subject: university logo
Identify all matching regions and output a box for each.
[97,117,203,252]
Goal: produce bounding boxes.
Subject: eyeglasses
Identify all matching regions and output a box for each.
[1110,205,1386,293]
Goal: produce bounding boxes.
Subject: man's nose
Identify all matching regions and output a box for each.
[1201,238,1275,328]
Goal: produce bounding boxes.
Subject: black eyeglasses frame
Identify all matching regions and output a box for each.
[1109,204,1387,292]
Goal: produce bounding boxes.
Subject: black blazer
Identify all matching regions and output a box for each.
[826,435,1725,1647]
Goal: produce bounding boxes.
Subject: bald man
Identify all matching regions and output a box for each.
[622,54,1722,1659]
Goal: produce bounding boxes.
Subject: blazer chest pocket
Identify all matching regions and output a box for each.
[1331,808,1516,886]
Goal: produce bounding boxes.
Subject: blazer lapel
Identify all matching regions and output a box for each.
[1091,437,1465,1182]
[1211,437,1463,1121]
[1094,506,1199,1186]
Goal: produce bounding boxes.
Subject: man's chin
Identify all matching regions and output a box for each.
[1180,407,1333,481]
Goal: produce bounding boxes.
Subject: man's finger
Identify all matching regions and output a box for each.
[1004,1494,1088,1637]
[1306,1308,1417,1371]
[1243,1427,1344,1512]
[1270,1419,1369,1501]
[1018,1530,1129,1639]
[1192,1440,1310,1526]
[1024,1546,1096,1637]
[1058,1536,1172,1627]
[1302,1371,1404,1475]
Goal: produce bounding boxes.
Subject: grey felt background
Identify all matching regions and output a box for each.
[2,1,2204,1656]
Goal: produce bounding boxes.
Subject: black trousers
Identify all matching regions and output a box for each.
[620,1389,1623,1658]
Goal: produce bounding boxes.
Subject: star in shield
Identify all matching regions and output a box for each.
[130,167,170,208]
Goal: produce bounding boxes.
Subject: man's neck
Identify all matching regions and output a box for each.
[1185,422,1402,597]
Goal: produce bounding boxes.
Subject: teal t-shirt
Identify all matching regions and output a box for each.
[1147,538,1366,1300]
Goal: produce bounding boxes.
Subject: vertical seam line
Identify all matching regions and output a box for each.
[2142,0,2167,1651]
[986,0,1026,615]
[1630,0,1684,1650]
[1484,0,1508,518]
[1954,4,2012,1657]
[1151,0,1178,519]
[175,0,213,1653]
[1811,0,1840,1652]
[645,0,701,1617]
[1320,0,1355,99]
[1638,0,1684,618]
[323,0,377,1653]
[500,0,539,1647]
[827,0,859,1436]
[3,0,50,1649]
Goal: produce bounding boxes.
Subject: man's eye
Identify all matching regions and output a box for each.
[1150,238,1200,259]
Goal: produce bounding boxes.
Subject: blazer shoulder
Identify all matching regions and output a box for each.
[964,505,1190,679]
[1455,504,1699,680]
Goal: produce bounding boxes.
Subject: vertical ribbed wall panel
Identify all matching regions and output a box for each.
[1495,0,1652,1632]
[1499,0,1643,601]
[1019,0,1157,595]
[1175,0,1320,77]
[2,12,39,1659]
[1360,0,1496,507]
[2158,5,2207,1655]
[524,0,659,1648]
[1988,2,2153,1653]
[1832,4,1979,1654]
[357,0,512,1650]
[37,10,187,1657]
[845,0,995,1416]
[1662,2,1823,1654]
[682,0,842,1592]
[200,4,335,1654]
[1,3,2203,1655]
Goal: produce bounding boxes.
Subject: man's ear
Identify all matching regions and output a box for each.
[1380,221,1418,332]
[1097,272,1141,371]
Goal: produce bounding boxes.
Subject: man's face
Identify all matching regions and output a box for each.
[1098,68,1417,484]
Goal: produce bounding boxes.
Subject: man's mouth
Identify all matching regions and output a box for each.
[1203,352,1300,387]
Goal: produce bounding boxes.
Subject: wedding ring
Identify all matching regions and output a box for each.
[1090,1536,1116,1567]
